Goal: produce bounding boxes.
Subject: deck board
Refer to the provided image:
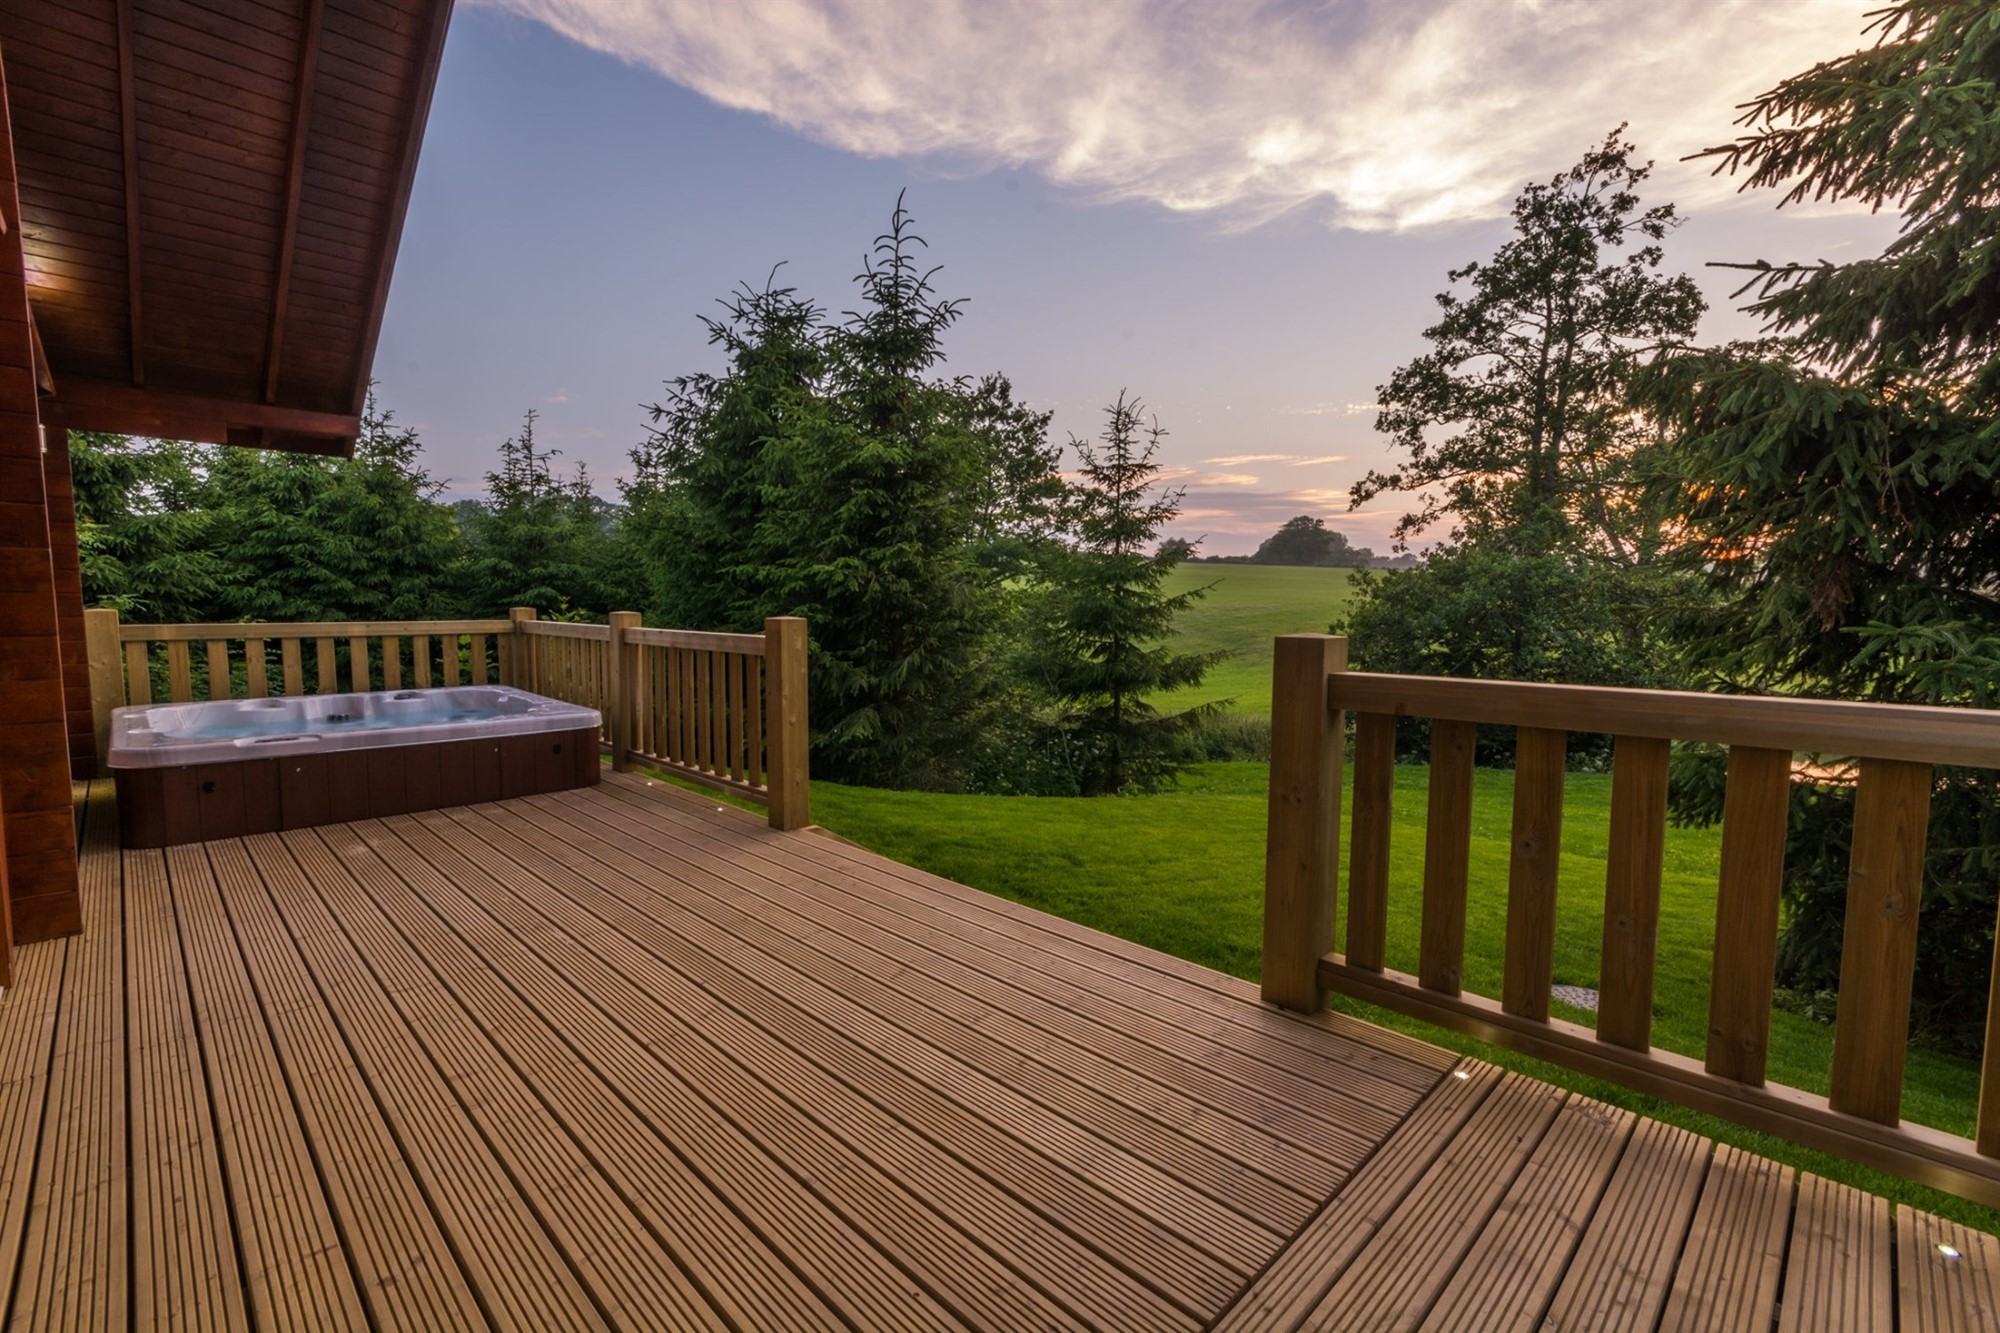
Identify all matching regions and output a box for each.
[124,841,246,1331]
[478,795,1301,1251]
[11,781,124,1333]
[0,775,1993,1330]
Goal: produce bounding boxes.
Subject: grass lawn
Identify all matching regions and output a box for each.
[1155,564,1363,715]
[810,760,1999,1232]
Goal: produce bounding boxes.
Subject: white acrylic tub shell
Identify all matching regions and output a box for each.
[106,686,602,769]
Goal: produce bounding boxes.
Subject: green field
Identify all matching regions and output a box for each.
[1156,563,1363,715]
[812,762,1995,1230]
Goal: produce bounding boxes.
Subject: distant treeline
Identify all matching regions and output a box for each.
[1167,515,1417,568]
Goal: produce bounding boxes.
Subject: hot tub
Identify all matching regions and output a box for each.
[107,686,602,848]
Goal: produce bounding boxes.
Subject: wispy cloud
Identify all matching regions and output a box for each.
[1288,455,1347,466]
[473,0,1868,231]
[546,388,571,404]
[1190,472,1262,487]
[1204,453,1296,465]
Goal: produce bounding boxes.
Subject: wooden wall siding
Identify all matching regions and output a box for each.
[0,0,453,454]
[0,48,80,944]
[38,415,92,780]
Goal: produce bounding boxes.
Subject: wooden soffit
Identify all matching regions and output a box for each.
[0,0,454,454]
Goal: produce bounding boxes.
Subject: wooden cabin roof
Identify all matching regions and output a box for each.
[0,0,453,455]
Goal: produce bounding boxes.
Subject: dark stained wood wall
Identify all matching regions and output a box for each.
[40,407,92,779]
[0,48,80,944]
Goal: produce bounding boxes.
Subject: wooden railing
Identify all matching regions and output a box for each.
[511,614,611,745]
[1263,632,2000,1206]
[85,608,810,830]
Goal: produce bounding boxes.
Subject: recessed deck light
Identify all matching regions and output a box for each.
[1939,1244,1962,1260]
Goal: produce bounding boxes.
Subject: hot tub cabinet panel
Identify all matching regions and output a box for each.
[107,687,603,849]
[117,726,600,849]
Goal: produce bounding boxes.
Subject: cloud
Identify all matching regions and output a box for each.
[546,389,571,404]
[1288,455,1348,466]
[1204,453,1296,464]
[1190,472,1262,487]
[473,0,1870,231]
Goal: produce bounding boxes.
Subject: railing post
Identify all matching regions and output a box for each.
[1263,633,1347,1012]
[507,606,537,691]
[84,608,122,771]
[606,611,640,773]
[764,616,810,831]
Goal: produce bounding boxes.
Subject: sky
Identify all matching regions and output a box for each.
[372,0,1901,555]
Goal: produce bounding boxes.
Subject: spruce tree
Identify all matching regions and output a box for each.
[1035,394,1222,795]
[1638,0,2000,1046]
[462,409,631,617]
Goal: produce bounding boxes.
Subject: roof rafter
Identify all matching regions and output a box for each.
[56,379,359,449]
[115,0,144,388]
[264,0,323,408]
[350,0,454,417]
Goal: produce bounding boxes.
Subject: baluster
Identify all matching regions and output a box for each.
[167,640,193,701]
[1419,719,1476,995]
[245,638,269,698]
[746,654,764,787]
[205,638,230,700]
[1345,712,1395,971]
[1829,758,1933,1124]
[1597,735,1669,1051]
[679,648,695,764]
[1501,727,1566,1021]
[315,636,336,693]
[281,638,304,694]
[1705,746,1791,1084]
[724,651,741,780]
[125,641,152,705]
[382,638,402,690]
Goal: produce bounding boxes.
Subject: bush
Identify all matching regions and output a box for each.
[1181,711,1270,763]
[1334,543,1693,765]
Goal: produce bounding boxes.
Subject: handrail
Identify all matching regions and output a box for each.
[1331,672,2000,768]
[116,618,511,641]
[1264,634,2000,1207]
[516,620,610,641]
[88,607,810,831]
[626,626,766,655]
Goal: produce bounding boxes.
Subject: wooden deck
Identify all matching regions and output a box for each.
[2,774,1995,1331]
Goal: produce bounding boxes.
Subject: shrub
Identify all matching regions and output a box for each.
[1334,542,1692,765]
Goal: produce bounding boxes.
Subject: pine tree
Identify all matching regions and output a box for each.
[203,391,463,623]
[626,273,830,632]
[462,409,631,617]
[69,431,223,622]
[1034,394,1222,795]
[631,196,1054,789]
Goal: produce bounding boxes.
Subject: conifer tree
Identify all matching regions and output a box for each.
[462,409,631,616]
[1033,394,1221,794]
[1639,0,2000,1046]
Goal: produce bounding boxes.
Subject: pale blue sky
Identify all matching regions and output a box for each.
[373,1,1894,554]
